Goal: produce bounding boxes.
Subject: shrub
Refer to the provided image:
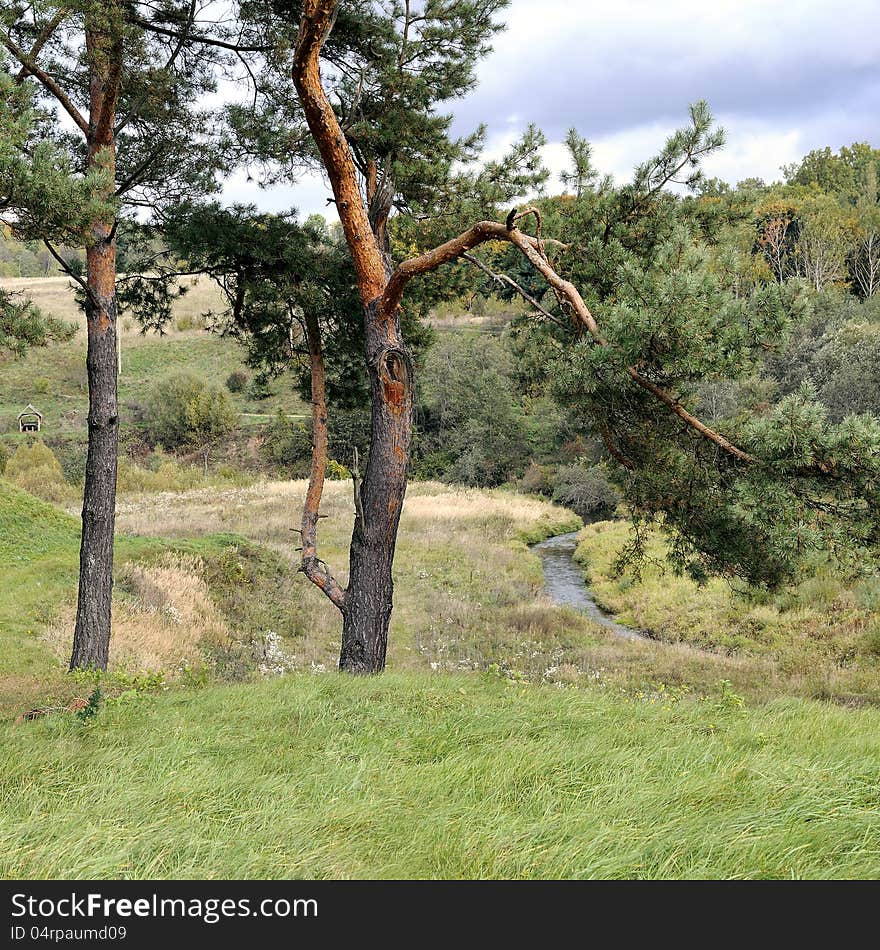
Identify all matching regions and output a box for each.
[552,463,619,523]
[174,313,205,332]
[520,461,555,497]
[418,334,531,487]
[117,454,204,493]
[225,370,248,393]
[248,377,272,400]
[144,372,237,450]
[326,459,350,480]
[3,439,71,503]
[261,411,312,475]
[116,450,251,493]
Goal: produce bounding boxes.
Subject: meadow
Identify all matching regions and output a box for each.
[0,276,307,439]
[2,470,880,878]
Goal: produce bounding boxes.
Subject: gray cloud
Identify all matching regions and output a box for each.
[451,0,880,173]
[226,0,880,214]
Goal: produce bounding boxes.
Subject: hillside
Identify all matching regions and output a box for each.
[0,276,307,441]
[1,474,879,877]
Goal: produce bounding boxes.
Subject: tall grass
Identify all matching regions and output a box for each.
[574,520,880,704]
[2,672,879,879]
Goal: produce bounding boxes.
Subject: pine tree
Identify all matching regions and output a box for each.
[1,2,223,669]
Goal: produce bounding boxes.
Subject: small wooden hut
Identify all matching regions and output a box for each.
[18,405,43,433]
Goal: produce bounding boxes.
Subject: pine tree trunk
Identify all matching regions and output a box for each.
[70,16,122,671]
[70,236,118,670]
[339,300,414,673]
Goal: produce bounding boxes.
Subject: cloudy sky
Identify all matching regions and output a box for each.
[223,0,880,217]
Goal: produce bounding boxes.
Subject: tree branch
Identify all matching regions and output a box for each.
[3,36,89,135]
[461,252,567,329]
[300,308,347,612]
[292,0,387,302]
[385,217,757,465]
[41,238,94,302]
[126,14,273,52]
[14,9,68,83]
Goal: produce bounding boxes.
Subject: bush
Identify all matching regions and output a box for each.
[417,333,531,487]
[552,463,619,523]
[520,461,555,497]
[261,411,312,475]
[45,436,88,483]
[3,439,71,503]
[144,372,237,450]
[326,459,350,480]
[248,377,272,401]
[117,454,204,493]
[225,370,248,393]
[174,313,205,332]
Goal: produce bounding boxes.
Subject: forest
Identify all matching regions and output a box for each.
[1,0,879,884]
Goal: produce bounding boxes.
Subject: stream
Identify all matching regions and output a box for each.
[531,532,647,641]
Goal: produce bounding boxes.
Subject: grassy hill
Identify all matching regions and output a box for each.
[2,277,880,878]
[2,672,879,878]
[1,477,880,878]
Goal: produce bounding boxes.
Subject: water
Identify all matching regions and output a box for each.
[531,532,646,641]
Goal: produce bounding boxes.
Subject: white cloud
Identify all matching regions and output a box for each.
[216,0,880,216]
[220,167,337,220]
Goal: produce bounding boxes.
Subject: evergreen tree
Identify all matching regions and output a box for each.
[1,2,222,669]
[215,0,543,672]
[478,109,880,587]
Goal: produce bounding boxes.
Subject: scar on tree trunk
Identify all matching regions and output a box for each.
[290,0,755,676]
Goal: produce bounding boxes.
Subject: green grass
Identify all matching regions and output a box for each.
[0,478,281,709]
[0,482,82,683]
[2,472,880,879]
[574,520,880,704]
[2,671,879,879]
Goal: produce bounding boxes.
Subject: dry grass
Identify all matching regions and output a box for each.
[43,554,228,672]
[111,479,796,700]
[575,520,880,705]
[0,275,226,338]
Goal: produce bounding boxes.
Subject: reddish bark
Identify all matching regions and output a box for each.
[290,1,753,675]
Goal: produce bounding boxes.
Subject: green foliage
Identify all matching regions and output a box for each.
[75,687,103,723]
[326,459,350,481]
[261,410,312,475]
[0,70,116,247]
[116,451,251,494]
[3,439,71,503]
[231,0,526,234]
[144,373,237,450]
[784,143,880,205]
[225,370,248,393]
[0,287,75,356]
[163,204,377,410]
[416,333,531,486]
[483,106,880,588]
